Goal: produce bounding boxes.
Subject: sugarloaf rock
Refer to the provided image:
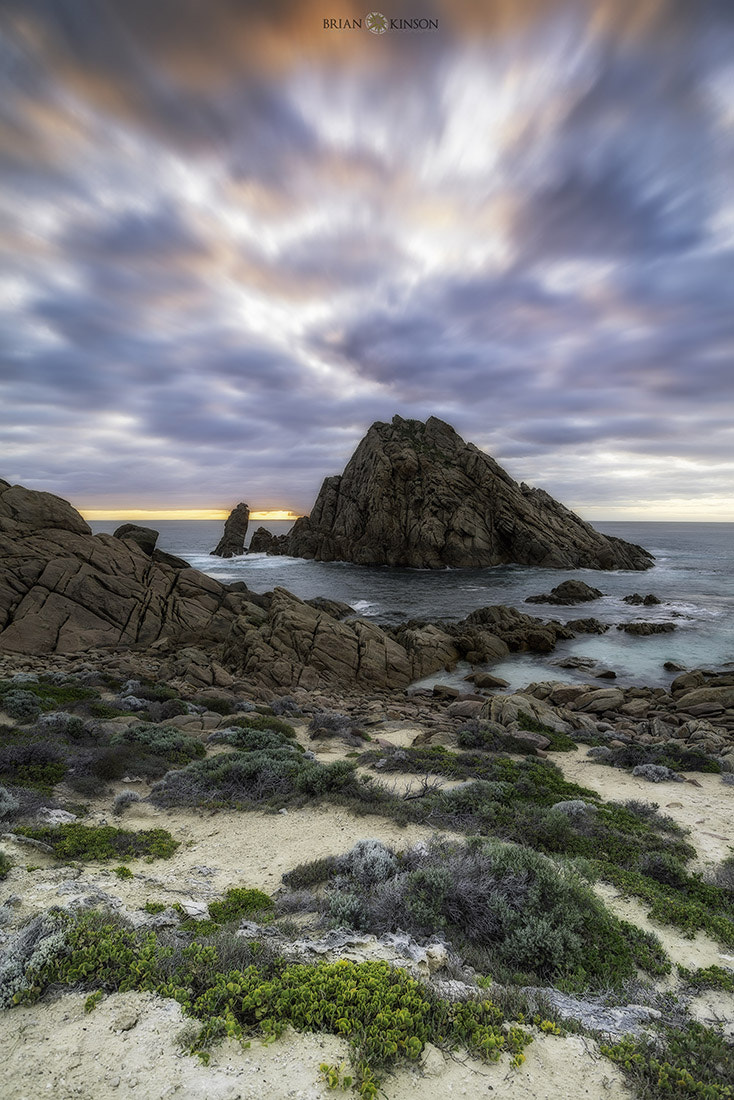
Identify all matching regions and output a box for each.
[280,416,653,570]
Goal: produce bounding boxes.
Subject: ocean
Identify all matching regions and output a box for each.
[90,520,734,692]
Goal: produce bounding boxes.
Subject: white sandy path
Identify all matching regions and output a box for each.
[0,799,455,922]
[0,990,634,1100]
[552,748,734,871]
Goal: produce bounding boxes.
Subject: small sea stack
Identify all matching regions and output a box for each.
[211,502,250,558]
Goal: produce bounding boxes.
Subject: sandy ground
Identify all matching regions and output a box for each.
[1,732,733,1099]
[0,990,634,1100]
[553,748,734,872]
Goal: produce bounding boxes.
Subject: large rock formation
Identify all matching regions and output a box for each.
[278,416,653,570]
[211,502,249,558]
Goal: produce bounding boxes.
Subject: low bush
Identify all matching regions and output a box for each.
[151,742,363,810]
[0,784,20,819]
[230,714,297,738]
[14,911,533,1094]
[112,791,143,816]
[0,849,11,879]
[317,836,669,989]
[0,741,67,793]
[13,823,178,861]
[677,964,734,992]
[208,888,273,923]
[110,724,205,766]
[602,1022,734,1100]
[604,742,720,775]
[595,862,734,945]
[1,691,41,723]
[282,855,341,889]
[516,712,578,752]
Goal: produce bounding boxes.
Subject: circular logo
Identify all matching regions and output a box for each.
[365,11,388,34]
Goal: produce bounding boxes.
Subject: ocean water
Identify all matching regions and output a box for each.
[90,520,734,691]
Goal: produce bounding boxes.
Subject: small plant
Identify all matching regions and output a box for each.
[602,1022,734,1100]
[13,823,179,862]
[143,901,166,914]
[112,791,143,816]
[84,991,103,1012]
[677,964,734,992]
[113,865,133,880]
[0,849,11,880]
[208,888,274,924]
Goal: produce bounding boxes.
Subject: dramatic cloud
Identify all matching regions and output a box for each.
[1,0,733,518]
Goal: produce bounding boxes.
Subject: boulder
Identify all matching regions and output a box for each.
[570,688,625,713]
[484,692,571,733]
[248,526,289,554]
[113,523,158,555]
[617,622,676,635]
[211,502,249,558]
[623,593,661,606]
[274,416,653,570]
[525,580,603,605]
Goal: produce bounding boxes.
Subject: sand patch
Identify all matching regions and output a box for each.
[0,800,452,925]
[0,990,634,1100]
[552,748,734,871]
[594,881,729,976]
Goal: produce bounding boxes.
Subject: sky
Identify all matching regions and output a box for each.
[1,0,733,521]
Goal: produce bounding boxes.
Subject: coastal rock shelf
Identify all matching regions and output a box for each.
[258,416,653,570]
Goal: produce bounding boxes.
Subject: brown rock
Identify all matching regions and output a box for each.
[211,502,249,558]
[278,416,653,570]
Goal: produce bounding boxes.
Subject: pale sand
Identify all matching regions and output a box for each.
[0,990,634,1100]
[1,739,733,1098]
[553,747,734,872]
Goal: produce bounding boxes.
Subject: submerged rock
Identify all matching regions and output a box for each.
[525,580,603,605]
[275,416,653,570]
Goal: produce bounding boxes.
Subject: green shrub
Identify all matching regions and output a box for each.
[677,964,734,992]
[15,911,533,1093]
[208,888,274,923]
[230,714,296,738]
[318,836,668,989]
[1,691,41,723]
[110,724,205,765]
[14,824,179,861]
[516,712,578,752]
[602,1023,734,1100]
[282,855,341,889]
[0,741,67,792]
[0,849,11,880]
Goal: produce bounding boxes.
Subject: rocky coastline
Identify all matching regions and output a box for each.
[1,477,732,1100]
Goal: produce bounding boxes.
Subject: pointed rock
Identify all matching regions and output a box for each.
[211,502,249,558]
[280,416,653,570]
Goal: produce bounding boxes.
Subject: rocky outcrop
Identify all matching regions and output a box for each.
[0,481,470,691]
[525,580,603,605]
[211,503,249,558]
[113,523,159,555]
[623,593,661,606]
[275,416,653,570]
[248,527,289,554]
[617,622,676,635]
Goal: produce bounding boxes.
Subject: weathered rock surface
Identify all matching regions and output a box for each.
[525,580,603,605]
[0,481,470,691]
[275,416,653,570]
[211,502,249,558]
[248,527,289,554]
[617,622,676,636]
[623,593,661,606]
[113,524,159,556]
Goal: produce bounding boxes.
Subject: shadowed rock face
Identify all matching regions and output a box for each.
[211,502,249,558]
[281,416,653,570]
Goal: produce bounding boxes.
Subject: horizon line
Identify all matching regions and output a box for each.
[80,509,304,522]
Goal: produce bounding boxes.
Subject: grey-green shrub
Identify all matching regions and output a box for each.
[2,691,41,723]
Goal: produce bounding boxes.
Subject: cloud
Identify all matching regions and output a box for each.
[0,0,733,517]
